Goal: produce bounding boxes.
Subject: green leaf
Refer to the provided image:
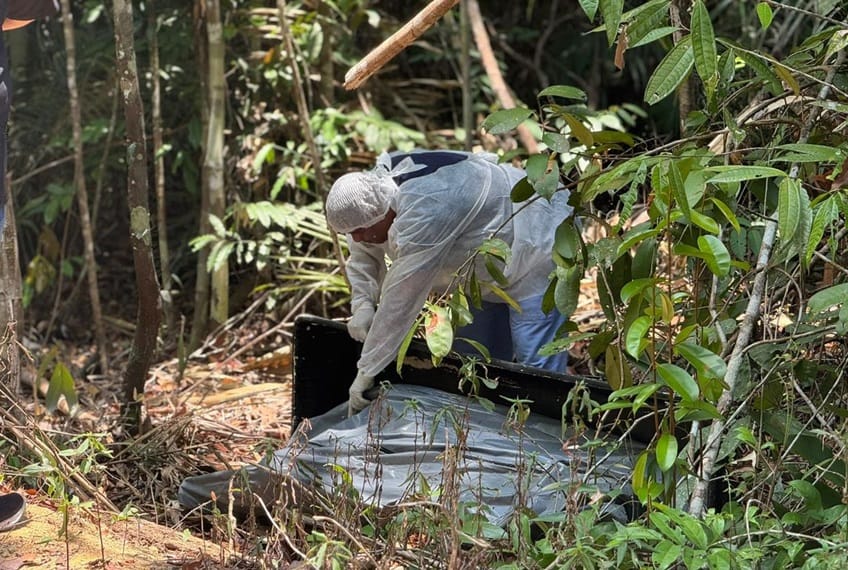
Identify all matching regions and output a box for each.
[396,316,420,375]
[805,197,839,266]
[510,177,535,202]
[698,235,731,276]
[424,305,454,363]
[477,238,512,264]
[675,341,727,380]
[599,0,624,46]
[621,278,656,304]
[708,197,741,233]
[604,344,632,390]
[554,265,582,317]
[525,153,560,199]
[554,220,583,262]
[691,0,717,84]
[644,36,694,105]
[538,85,588,102]
[657,363,699,402]
[773,143,843,163]
[669,162,690,219]
[656,433,678,472]
[689,210,721,235]
[625,315,652,358]
[756,2,773,29]
[46,362,78,414]
[807,283,848,318]
[706,165,787,183]
[483,282,522,312]
[732,48,783,96]
[625,0,671,47]
[777,177,802,246]
[631,26,677,49]
[618,227,662,257]
[563,114,594,147]
[484,256,509,287]
[481,108,535,135]
[577,0,599,21]
[542,132,571,154]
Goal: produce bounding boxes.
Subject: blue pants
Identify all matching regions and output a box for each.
[453,294,568,373]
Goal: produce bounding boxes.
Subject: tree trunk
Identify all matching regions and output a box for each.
[148,0,176,344]
[189,0,211,352]
[113,0,162,433]
[0,180,22,394]
[205,0,228,330]
[670,0,693,135]
[60,0,109,375]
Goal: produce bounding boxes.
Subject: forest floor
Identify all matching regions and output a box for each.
[2,274,604,569]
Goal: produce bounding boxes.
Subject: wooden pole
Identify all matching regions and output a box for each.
[343,0,459,90]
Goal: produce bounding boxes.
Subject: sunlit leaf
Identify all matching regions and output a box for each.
[698,235,731,276]
[756,2,773,29]
[481,107,535,135]
[657,363,699,402]
[625,315,651,358]
[424,305,453,363]
[656,433,678,472]
[675,341,727,380]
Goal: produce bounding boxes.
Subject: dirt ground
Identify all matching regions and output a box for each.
[0,497,229,569]
[3,342,296,569]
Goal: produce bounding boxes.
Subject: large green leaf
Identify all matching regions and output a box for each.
[756,2,773,29]
[777,178,802,246]
[705,165,787,183]
[481,108,535,135]
[657,363,699,402]
[807,283,848,318]
[675,341,727,380]
[626,0,671,48]
[525,153,560,199]
[554,219,583,262]
[625,315,652,358]
[554,265,582,317]
[691,0,717,84]
[600,0,624,46]
[644,36,694,105]
[773,143,844,164]
[656,432,678,472]
[698,235,731,277]
[578,0,599,21]
[731,47,783,96]
[424,306,453,363]
[538,85,588,102]
[805,196,839,267]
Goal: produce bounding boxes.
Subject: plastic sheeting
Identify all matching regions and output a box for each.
[178,384,643,525]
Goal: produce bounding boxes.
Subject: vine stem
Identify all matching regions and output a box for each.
[688,48,847,517]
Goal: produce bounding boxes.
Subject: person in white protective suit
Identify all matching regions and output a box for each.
[325,150,574,414]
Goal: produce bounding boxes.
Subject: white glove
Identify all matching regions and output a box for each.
[348,372,375,416]
[347,305,375,342]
